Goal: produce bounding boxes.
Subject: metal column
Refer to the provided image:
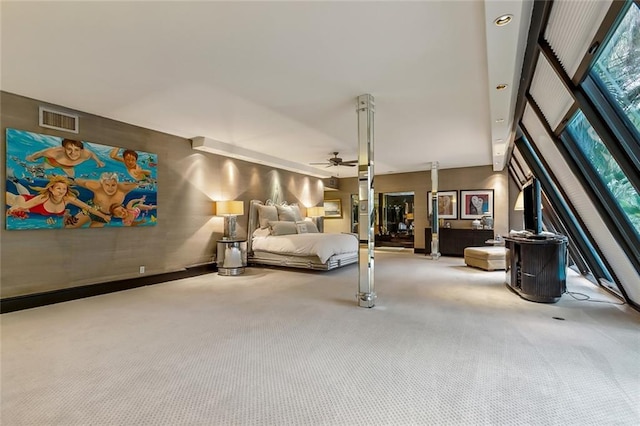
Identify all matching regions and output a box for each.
[357,94,376,308]
[430,161,441,259]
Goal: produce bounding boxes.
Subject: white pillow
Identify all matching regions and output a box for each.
[252,227,271,238]
[276,204,300,221]
[258,204,278,229]
[297,220,319,233]
[269,220,297,236]
[290,204,303,221]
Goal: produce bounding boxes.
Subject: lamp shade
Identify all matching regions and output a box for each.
[307,206,325,217]
[514,191,524,211]
[216,200,244,216]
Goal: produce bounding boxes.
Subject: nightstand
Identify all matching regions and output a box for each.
[216,239,247,276]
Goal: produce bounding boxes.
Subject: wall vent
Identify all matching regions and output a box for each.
[39,107,79,133]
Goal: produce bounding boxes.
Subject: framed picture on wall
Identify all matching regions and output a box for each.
[460,189,494,219]
[5,128,158,230]
[427,190,457,219]
[324,199,343,218]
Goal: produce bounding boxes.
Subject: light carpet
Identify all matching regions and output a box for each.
[2,252,639,425]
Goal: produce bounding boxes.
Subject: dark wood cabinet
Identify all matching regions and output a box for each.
[375,233,414,248]
[425,228,493,257]
[504,236,568,303]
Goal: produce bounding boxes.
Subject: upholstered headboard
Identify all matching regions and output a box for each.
[247,199,264,254]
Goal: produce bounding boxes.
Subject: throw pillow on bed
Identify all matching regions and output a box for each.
[252,228,271,238]
[276,204,303,222]
[295,222,308,234]
[269,220,298,236]
[258,204,278,229]
[290,205,303,221]
[296,220,319,233]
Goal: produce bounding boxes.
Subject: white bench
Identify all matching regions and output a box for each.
[464,246,506,271]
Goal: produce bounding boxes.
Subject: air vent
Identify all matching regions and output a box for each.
[39,107,79,133]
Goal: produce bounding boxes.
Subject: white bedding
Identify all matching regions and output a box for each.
[252,233,358,263]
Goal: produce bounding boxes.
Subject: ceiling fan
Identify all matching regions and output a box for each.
[310,152,358,167]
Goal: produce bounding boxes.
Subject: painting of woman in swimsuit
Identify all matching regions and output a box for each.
[6,175,110,228]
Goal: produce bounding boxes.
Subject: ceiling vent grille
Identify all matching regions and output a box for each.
[39,107,79,133]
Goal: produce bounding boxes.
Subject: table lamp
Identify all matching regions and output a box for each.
[307,206,325,233]
[514,191,524,211]
[216,200,244,240]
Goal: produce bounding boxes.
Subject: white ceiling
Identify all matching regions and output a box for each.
[1,0,532,178]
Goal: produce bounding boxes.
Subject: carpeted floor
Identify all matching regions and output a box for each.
[2,251,639,425]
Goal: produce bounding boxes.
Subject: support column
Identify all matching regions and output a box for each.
[430,161,441,260]
[357,94,376,308]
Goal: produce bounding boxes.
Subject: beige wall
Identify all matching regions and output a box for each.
[1,92,324,298]
[324,167,510,250]
[509,176,525,231]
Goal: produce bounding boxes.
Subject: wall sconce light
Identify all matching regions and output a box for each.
[216,200,244,240]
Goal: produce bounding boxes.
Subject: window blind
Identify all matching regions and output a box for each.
[529,53,574,130]
[544,0,612,78]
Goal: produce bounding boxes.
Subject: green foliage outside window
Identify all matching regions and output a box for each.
[591,2,640,136]
[567,111,640,235]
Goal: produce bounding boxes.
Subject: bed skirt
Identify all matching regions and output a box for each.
[249,250,358,271]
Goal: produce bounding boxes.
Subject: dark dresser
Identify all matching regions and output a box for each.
[424,228,493,257]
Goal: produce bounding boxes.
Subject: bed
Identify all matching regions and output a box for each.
[247,199,359,270]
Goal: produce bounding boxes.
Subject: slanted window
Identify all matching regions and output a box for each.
[565,110,640,237]
[590,2,640,139]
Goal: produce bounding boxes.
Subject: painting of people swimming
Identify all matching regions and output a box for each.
[5,128,158,230]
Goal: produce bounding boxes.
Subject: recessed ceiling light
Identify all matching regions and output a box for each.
[494,14,513,26]
[495,118,505,123]
[496,84,508,90]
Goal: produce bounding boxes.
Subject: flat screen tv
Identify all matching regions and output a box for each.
[522,177,542,235]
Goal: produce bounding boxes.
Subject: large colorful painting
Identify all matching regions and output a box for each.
[5,128,158,230]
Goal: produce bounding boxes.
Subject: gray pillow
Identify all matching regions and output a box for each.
[290,205,303,221]
[296,220,319,233]
[258,205,278,229]
[269,220,298,236]
[276,204,299,221]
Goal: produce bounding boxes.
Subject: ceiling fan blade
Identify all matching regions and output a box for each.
[309,162,331,165]
[341,160,358,164]
[342,163,356,167]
